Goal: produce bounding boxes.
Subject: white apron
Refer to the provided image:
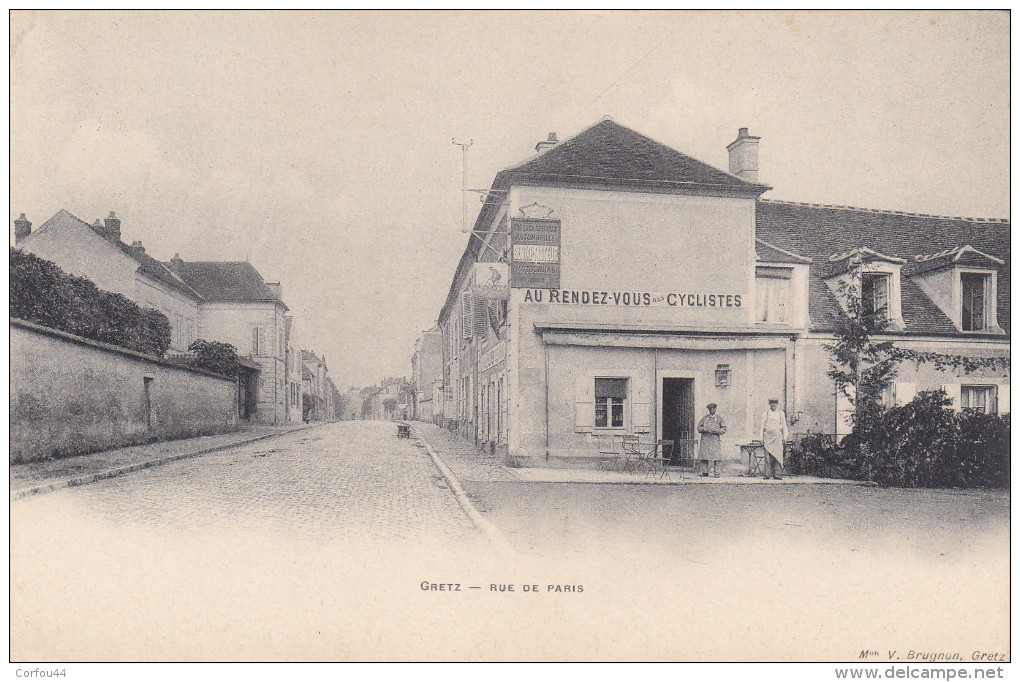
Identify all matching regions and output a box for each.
[760,409,789,464]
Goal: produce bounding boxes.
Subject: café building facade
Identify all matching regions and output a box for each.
[436,120,1010,466]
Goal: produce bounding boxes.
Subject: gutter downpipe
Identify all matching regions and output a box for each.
[544,335,550,461]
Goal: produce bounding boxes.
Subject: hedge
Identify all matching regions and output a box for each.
[10,247,171,356]
[787,390,1010,488]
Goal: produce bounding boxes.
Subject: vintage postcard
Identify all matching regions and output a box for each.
[8,10,1010,674]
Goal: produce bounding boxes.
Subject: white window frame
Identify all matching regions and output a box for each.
[755,267,792,324]
[594,377,629,430]
[859,262,903,328]
[958,269,996,333]
[960,384,997,414]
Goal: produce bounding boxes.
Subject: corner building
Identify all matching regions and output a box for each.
[437,120,1009,466]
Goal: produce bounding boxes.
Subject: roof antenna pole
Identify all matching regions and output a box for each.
[452,138,473,232]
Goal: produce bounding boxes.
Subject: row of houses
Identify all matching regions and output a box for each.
[13,209,342,424]
[410,119,1009,465]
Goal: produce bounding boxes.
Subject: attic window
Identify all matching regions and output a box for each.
[861,273,890,320]
[961,273,991,331]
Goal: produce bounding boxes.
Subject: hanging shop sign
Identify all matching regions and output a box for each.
[470,262,510,299]
[510,218,560,288]
[521,288,743,308]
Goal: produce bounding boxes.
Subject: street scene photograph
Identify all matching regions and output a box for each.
[8,10,1010,673]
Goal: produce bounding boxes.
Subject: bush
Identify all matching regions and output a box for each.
[791,390,1009,488]
[187,339,242,378]
[10,247,171,356]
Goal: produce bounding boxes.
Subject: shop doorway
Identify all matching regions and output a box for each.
[661,378,695,463]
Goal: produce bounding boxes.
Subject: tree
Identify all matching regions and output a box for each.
[187,339,242,378]
[825,254,901,430]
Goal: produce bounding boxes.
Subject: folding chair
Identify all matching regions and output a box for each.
[644,440,674,480]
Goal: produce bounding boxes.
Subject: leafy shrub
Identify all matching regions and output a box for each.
[186,339,242,378]
[10,247,171,356]
[791,390,1009,488]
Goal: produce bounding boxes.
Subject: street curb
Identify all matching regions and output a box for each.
[10,424,319,502]
[413,427,516,555]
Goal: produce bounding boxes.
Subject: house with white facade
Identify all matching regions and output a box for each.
[15,209,297,425]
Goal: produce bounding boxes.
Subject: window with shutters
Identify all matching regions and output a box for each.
[961,273,991,331]
[755,267,791,323]
[961,385,996,414]
[594,378,628,428]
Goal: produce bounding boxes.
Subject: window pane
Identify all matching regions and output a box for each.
[962,274,986,331]
[595,399,608,428]
[611,398,624,427]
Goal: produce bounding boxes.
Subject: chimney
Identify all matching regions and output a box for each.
[168,253,185,273]
[13,213,31,243]
[265,281,282,300]
[129,240,145,254]
[103,211,122,242]
[535,132,559,154]
[726,127,761,182]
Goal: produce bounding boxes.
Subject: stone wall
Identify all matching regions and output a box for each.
[10,318,239,463]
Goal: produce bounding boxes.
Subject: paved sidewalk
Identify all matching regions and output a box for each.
[10,422,320,499]
[412,423,519,483]
[412,422,867,486]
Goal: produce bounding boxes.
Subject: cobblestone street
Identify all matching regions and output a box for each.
[12,421,479,547]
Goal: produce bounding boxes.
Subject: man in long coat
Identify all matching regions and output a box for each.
[696,403,726,477]
[759,398,789,479]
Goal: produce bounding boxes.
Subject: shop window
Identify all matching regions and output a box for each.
[961,273,991,331]
[961,385,996,414]
[862,273,891,320]
[594,378,627,428]
[755,267,791,323]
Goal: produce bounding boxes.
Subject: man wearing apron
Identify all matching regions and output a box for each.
[696,403,726,477]
[759,398,789,480]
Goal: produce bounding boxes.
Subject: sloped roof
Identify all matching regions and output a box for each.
[503,119,769,195]
[756,200,1010,334]
[755,238,812,264]
[37,209,203,300]
[174,261,287,309]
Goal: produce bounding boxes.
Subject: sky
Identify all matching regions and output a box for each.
[9,10,1009,388]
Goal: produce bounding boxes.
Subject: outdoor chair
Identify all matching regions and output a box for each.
[644,440,674,481]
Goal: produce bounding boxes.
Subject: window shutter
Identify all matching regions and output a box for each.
[461,292,473,340]
[631,374,652,431]
[942,384,961,410]
[473,297,488,337]
[574,375,594,432]
[835,389,853,436]
[997,385,1009,414]
[894,382,916,406]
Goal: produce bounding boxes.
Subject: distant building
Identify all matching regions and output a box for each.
[301,350,329,421]
[411,327,443,423]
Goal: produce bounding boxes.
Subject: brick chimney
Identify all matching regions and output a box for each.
[726,127,761,182]
[103,211,122,242]
[13,213,31,243]
[129,240,145,254]
[535,132,559,154]
[168,253,185,273]
[265,281,282,300]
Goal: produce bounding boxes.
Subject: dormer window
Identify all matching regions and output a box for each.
[755,266,792,323]
[861,273,891,320]
[961,272,991,331]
